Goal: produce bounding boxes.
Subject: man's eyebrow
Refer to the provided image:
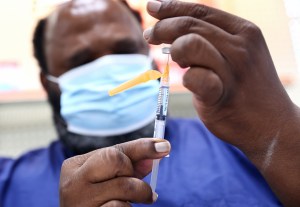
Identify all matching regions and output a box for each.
[67,48,94,69]
[112,38,140,54]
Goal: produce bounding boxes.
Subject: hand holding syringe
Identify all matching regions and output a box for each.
[108,48,171,194]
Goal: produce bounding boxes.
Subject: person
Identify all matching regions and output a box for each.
[0,1,297,207]
[59,0,300,207]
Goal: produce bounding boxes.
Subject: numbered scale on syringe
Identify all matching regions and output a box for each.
[156,85,169,121]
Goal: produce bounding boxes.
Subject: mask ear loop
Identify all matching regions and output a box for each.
[46,75,59,84]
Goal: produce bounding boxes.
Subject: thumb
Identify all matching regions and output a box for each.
[114,138,171,178]
[183,67,224,106]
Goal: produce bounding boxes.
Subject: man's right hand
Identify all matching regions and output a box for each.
[144,1,300,206]
[59,138,171,207]
[144,0,296,156]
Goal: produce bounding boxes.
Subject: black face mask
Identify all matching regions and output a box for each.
[47,86,154,155]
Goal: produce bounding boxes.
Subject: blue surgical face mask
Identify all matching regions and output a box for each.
[47,54,159,136]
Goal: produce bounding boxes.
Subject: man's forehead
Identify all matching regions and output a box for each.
[47,0,130,29]
[51,0,112,20]
[46,0,125,40]
[71,0,108,16]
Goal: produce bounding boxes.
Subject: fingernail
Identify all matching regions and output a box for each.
[143,27,153,40]
[154,141,170,153]
[152,192,158,202]
[147,0,162,13]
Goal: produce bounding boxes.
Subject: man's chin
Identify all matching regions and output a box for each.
[56,119,155,155]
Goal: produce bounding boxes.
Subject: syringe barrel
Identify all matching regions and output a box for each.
[153,120,166,138]
[156,83,169,121]
[150,51,170,192]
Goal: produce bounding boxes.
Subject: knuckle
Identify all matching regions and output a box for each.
[182,72,191,88]
[232,22,264,72]
[60,163,80,187]
[182,69,200,90]
[121,178,143,196]
[113,143,125,155]
[117,178,152,204]
[235,46,252,65]
[152,21,164,38]
[59,174,76,198]
[227,43,253,76]
[178,17,196,32]
[60,158,84,199]
[60,157,76,176]
[167,0,179,12]
[246,22,261,34]
[205,72,222,91]
[172,33,199,67]
[72,154,88,167]
[59,179,69,195]
[105,147,124,165]
[106,147,130,175]
[138,138,152,152]
[241,22,262,40]
[61,159,71,173]
[192,4,209,18]
[183,34,199,51]
[238,47,250,60]
[122,178,137,193]
[113,178,138,196]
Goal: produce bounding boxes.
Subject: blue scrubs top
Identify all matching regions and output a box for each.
[0,118,282,207]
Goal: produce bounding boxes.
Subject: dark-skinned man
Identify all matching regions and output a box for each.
[60,1,300,206]
[1,0,299,207]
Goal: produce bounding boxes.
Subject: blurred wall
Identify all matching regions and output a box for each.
[0,0,41,93]
[216,0,297,76]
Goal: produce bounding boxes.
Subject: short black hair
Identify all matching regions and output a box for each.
[32,0,143,74]
[33,18,48,73]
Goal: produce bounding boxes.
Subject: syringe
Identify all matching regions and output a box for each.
[150,47,171,192]
[107,47,171,192]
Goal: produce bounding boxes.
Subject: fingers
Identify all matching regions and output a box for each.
[79,147,134,183]
[92,177,156,205]
[144,16,232,50]
[183,67,224,106]
[114,138,171,162]
[146,0,244,34]
[114,138,171,178]
[76,138,171,182]
[60,139,167,207]
[170,33,226,77]
[60,151,96,182]
[101,200,131,207]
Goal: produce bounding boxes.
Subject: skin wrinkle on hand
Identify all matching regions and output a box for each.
[262,132,279,172]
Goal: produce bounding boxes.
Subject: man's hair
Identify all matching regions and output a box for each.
[33,18,48,73]
[32,0,143,74]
